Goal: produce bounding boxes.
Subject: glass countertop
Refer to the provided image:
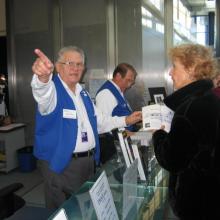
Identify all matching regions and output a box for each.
[48,155,169,220]
[49,182,168,220]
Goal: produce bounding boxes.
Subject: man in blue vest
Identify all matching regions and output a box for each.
[95,63,140,164]
[31,46,142,209]
[96,63,139,132]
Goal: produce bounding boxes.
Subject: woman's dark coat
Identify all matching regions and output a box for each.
[153,80,220,220]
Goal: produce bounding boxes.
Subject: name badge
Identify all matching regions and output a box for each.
[81,131,88,142]
[63,109,77,119]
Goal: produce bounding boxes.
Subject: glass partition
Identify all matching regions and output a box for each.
[48,159,168,220]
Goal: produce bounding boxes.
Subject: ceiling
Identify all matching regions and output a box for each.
[181,0,215,15]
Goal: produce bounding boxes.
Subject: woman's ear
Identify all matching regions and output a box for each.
[186,66,195,80]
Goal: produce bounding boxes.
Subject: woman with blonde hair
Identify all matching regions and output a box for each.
[152,44,220,220]
[212,58,220,97]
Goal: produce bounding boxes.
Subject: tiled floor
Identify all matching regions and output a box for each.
[0,167,45,207]
[22,182,45,207]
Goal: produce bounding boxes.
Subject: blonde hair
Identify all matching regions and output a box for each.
[214,57,220,76]
[212,58,220,88]
[169,44,216,80]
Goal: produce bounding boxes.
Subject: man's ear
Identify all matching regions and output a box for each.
[115,72,122,80]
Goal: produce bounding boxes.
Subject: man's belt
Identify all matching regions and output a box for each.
[72,149,94,158]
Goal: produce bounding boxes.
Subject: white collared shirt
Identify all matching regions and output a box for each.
[31,74,126,152]
[95,80,132,116]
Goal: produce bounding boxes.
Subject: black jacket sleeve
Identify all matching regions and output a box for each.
[152,115,198,173]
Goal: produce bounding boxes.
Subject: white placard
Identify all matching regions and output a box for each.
[52,208,68,220]
[118,132,131,168]
[131,143,147,181]
[89,171,119,220]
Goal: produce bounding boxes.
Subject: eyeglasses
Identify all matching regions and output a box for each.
[59,61,84,69]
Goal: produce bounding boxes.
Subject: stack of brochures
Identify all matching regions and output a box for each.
[142,103,174,132]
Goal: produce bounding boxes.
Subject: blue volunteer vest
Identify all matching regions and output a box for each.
[34,75,100,173]
[96,80,134,131]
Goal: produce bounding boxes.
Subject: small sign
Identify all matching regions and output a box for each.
[52,208,68,220]
[89,171,119,220]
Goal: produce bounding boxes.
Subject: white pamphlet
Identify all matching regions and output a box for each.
[142,104,174,132]
[89,171,119,220]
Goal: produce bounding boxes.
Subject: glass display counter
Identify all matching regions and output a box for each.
[49,182,168,220]
[48,155,169,220]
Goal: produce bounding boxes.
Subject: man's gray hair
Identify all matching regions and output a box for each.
[56,46,85,64]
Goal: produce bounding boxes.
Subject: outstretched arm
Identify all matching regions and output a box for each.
[32,49,54,83]
[31,49,57,115]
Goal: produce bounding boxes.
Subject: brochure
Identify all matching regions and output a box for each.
[142,104,174,132]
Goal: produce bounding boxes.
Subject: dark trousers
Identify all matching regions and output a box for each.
[99,133,117,164]
[38,156,94,209]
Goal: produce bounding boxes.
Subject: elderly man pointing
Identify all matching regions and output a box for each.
[31,46,142,209]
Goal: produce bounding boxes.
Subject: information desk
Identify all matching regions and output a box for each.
[49,183,168,220]
[48,155,169,220]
